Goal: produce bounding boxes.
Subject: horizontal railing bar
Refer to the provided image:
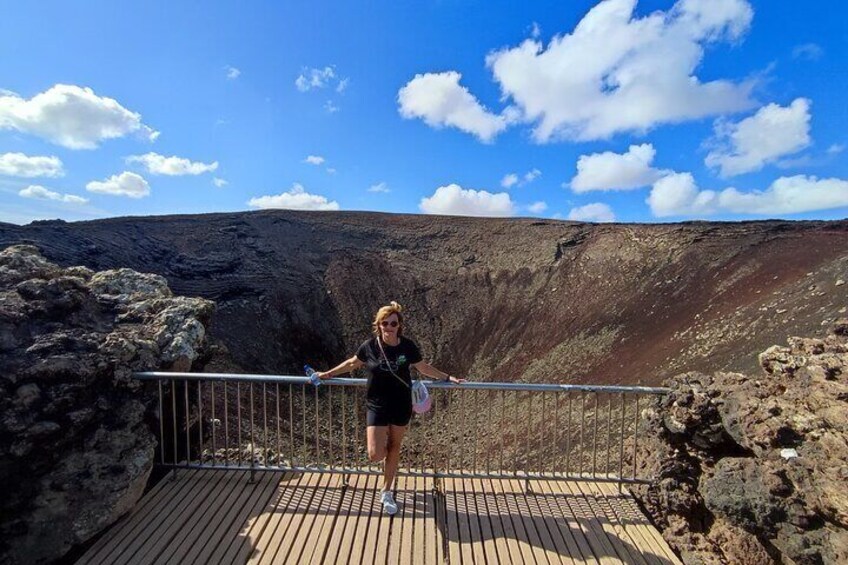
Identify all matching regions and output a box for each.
[159,463,652,484]
[134,371,670,395]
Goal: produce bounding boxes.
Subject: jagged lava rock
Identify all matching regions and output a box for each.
[637,319,848,564]
[0,245,214,564]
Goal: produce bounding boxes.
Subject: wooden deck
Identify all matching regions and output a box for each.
[78,469,681,564]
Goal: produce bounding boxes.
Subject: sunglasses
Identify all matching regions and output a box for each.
[380,320,399,328]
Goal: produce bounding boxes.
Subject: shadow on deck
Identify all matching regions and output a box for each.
[77,469,681,564]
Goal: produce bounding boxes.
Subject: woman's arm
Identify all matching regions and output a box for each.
[317,356,363,380]
[412,361,466,383]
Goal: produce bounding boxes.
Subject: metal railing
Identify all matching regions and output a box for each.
[136,372,669,485]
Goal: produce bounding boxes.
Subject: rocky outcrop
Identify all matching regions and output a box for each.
[0,245,214,564]
[637,320,848,564]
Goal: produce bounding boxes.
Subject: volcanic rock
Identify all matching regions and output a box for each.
[0,245,214,565]
[637,320,848,564]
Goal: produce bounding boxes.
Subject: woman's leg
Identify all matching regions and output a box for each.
[367,426,389,462]
[382,424,408,492]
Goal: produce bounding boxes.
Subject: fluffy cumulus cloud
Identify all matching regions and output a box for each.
[419,183,515,216]
[212,177,228,188]
[571,143,665,192]
[225,65,241,80]
[0,152,64,178]
[0,84,159,149]
[567,203,616,222]
[528,201,548,213]
[647,172,848,217]
[705,98,812,177]
[247,183,340,211]
[126,152,218,175]
[463,0,754,142]
[304,155,325,165]
[501,168,541,188]
[501,173,519,188]
[398,72,509,143]
[86,171,150,198]
[19,185,87,204]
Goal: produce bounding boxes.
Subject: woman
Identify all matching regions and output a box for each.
[316,301,465,515]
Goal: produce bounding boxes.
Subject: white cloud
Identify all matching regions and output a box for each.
[567,202,616,222]
[528,201,548,213]
[304,155,325,165]
[398,71,509,143]
[326,167,337,175]
[827,144,844,155]
[296,66,346,92]
[86,171,150,198]
[571,143,666,192]
[247,183,340,211]
[530,22,541,39]
[647,172,848,217]
[19,185,88,204]
[501,173,519,188]
[324,100,339,114]
[483,0,756,142]
[0,84,159,149]
[419,183,515,216]
[212,177,228,188]
[501,168,541,188]
[225,65,241,80]
[0,153,64,178]
[792,43,823,61]
[705,98,811,177]
[368,182,390,193]
[126,152,218,175]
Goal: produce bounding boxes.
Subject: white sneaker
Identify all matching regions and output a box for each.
[380,490,398,515]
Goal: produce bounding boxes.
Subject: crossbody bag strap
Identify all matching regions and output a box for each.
[375,337,412,389]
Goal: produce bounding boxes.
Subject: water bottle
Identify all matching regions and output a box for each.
[305,364,321,386]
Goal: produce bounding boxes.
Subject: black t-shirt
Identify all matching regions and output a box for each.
[356,336,423,409]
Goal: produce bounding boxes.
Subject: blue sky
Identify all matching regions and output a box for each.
[1,0,846,225]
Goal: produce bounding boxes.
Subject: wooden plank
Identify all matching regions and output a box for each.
[537,480,599,565]
[215,471,290,565]
[478,478,514,565]
[594,483,682,565]
[523,481,576,565]
[411,475,424,565]
[461,477,487,565]
[253,472,313,565]
[356,474,386,565]
[505,478,557,564]
[262,470,324,563]
[550,481,620,565]
[537,480,597,565]
[77,469,183,564]
[167,471,278,565]
[453,477,476,565]
[306,474,345,564]
[424,476,441,565]
[443,478,462,565]
[399,475,416,565]
[126,469,230,564]
[339,473,379,565]
[373,479,394,565]
[321,473,359,565]
[489,478,536,565]
[472,477,506,565]
[244,472,307,564]
[87,469,202,564]
[573,482,649,565]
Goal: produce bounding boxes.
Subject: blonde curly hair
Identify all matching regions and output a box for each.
[372,301,404,337]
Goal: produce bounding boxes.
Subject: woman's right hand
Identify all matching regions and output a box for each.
[316,371,330,380]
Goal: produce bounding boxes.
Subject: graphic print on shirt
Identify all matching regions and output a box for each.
[379,354,408,373]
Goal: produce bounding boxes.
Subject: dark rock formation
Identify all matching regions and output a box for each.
[637,320,848,564]
[0,245,214,565]
[1,212,847,388]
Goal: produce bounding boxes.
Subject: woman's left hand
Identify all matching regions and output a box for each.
[447,375,467,383]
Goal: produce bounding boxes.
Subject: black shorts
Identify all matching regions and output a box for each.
[366,403,412,427]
